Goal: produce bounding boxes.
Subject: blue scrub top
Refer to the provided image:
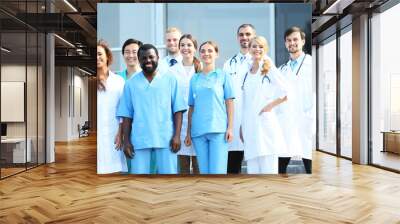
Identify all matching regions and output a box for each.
[188,69,235,138]
[117,69,129,81]
[117,69,140,81]
[117,71,187,150]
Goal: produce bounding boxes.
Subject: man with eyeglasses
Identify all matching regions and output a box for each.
[223,24,256,174]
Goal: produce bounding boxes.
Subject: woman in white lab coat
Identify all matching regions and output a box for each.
[97,40,127,174]
[240,36,288,174]
[169,34,200,174]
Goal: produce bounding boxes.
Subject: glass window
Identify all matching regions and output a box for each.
[0,1,46,179]
[1,31,28,178]
[371,3,400,171]
[318,36,337,155]
[339,28,352,158]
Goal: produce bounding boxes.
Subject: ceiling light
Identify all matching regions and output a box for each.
[78,67,92,76]
[63,0,78,12]
[322,0,355,15]
[54,34,75,48]
[1,47,11,53]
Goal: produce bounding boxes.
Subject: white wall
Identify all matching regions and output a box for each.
[54,67,89,141]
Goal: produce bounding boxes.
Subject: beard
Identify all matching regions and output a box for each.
[240,41,249,49]
[288,46,300,54]
[141,61,158,74]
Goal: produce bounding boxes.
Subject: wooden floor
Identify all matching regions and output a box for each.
[1,135,400,223]
[372,150,400,171]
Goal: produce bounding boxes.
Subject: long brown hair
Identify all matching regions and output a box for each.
[97,39,113,67]
[179,34,201,73]
[97,40,113,91]
[250,36,271,76]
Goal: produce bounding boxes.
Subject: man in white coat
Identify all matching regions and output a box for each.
[158,27,183,75]
[277,26,314,174]
[223,24,256,174]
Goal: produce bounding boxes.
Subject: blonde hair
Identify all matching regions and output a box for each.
[250,36,271,75]
[166,27,182,35]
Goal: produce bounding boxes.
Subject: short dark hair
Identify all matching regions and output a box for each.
[236,24,256,35]
[284,26,306,40]
[138,44,159,58]
[121,38,143,55]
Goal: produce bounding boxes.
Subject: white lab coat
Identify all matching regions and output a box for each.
[158,55,183,76]
[241,66,288,161]
[169,62,195,156]
[277,54,314,160]
[223,52,251,151]
[97,71,128,174]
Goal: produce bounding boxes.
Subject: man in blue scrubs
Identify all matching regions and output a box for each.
[117,44,186,174]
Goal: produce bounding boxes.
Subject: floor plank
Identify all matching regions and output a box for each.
[1,135,400,223]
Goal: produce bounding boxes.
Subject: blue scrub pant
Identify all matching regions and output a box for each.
[192,133,228,174]
[128,148,177,174]
[126,155,157,174]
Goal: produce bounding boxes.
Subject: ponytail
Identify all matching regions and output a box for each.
[261,58,271,76]
[193,56,202,73]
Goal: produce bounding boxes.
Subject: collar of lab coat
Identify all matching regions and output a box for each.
[165,54,183,64]
[236,51,250,62]
[288,52,305,65]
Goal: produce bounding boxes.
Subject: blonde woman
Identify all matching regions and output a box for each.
[240,36,288,174]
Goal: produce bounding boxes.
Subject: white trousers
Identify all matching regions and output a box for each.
[246,155,278,174]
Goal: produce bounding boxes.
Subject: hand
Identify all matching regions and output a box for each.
[239,126,244,143]
[170,135,181,153]
[225,128,233,143]
[184,135,192,147]
[114,133,122,150]
[123,142,135,159]
[259,104,273,115]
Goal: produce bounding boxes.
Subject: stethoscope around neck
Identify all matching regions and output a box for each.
[229,54,246,76]
[241,71,271,91]
[280,54,306,76]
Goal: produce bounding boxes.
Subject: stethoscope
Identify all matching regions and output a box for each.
[229,54,246,76]
[241,71,271,91]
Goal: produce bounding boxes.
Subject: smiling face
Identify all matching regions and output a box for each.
[97,46,108,69]
[165,31,181,55]
[123,43,140,67]
[138,48,159,75]
[199,43,218,65]
[249,37,268,62]
[285,31,305,54]
[179,37,196,60]
[237,26,255,51]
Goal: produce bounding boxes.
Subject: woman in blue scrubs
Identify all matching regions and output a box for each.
[185,41,235,174]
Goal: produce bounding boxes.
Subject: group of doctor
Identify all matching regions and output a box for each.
[97,24,314,175]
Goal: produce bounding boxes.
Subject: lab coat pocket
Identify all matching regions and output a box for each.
[259,112,275,128]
